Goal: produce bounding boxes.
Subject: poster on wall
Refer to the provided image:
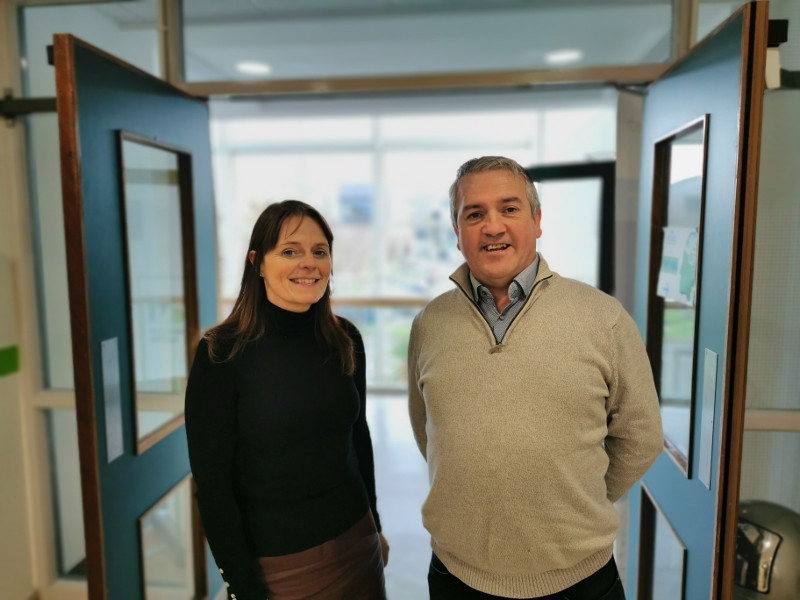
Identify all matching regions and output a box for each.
[657,226,699,306]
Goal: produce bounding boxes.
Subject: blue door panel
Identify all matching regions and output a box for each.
[629,11,756,599]
[58,37,217,599]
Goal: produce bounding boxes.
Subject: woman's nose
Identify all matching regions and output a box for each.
[299,253,317,268]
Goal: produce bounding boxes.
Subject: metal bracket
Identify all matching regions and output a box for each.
[1,89,57,127]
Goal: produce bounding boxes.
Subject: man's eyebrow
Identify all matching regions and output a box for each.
[460,202,484,213]
[461,197,522,212]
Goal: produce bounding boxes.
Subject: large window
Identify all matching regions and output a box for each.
[210,88,618,389]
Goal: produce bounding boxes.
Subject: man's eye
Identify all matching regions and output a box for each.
[465,212,481,220]
[504,206,519,213]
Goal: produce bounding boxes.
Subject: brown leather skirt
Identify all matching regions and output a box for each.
[257,511,386,600]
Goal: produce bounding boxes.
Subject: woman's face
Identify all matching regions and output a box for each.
[255,216,332,312]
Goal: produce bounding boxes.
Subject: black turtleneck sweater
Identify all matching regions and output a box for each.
[185,299,381,600]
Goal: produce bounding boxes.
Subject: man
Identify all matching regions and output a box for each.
[408,156,662,599]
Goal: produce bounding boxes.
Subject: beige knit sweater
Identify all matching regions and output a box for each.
[408,256,662,598]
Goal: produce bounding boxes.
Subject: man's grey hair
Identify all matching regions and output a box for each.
[448,156,540,229]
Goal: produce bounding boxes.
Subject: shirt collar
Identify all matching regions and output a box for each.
[469,253,540,303]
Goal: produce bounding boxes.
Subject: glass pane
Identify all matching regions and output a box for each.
[380,150,487,299]
[745,95,800,411]
[770,0,800,71]
[335,307,419,390]
[20,0,162,390]
[652,507,686,600]
[183,1,672,82]
[640,489,687,600]
[740,431,800,514]
[120,137,189,446]
[47,409,86,578]
[542,107,617,164]
[210,90,618,391]
[139,477,195,599]
[648,119,707,470]
[211,89,617,317]
[366,394,429,598]
[20,1,161,98]
[535,179,601,287]
[696,1,748,42]
[26,114,74,389]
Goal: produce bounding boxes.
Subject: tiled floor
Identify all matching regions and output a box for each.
[367,395,431,600]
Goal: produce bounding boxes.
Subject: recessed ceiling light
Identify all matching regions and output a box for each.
[236,61,272,75]
[545,49,583,66]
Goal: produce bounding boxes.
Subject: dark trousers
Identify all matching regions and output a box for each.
[428,553,625,600]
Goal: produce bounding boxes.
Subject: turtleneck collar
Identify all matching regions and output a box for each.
[263,294,318,337]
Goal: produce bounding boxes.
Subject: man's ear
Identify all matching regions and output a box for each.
[533,209,543,239]
[248,250,256,265]
[453,225,460,251]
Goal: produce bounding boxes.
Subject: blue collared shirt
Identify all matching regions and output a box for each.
[470,254,540,343]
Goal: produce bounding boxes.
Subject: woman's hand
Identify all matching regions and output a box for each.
[378,532,390,566]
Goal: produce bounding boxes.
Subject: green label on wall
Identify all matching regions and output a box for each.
[0,346,20,377]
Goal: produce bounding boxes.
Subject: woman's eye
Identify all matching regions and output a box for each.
[281,249,296,257]
[314,249,330,257]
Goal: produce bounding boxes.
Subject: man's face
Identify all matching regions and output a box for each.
[453,170,542,297]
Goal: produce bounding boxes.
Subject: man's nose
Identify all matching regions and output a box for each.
[483,212,505,235]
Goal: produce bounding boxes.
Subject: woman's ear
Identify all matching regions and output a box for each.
[248,250,256,265]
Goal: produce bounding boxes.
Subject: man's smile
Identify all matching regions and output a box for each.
[483,243,510,252]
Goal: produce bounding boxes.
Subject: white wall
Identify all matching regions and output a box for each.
[0,0,36,596]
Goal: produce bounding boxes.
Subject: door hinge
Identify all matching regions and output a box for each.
[1,89,57,127]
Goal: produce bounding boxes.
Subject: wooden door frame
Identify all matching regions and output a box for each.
[714,2,768,598]
[54,33,106,600]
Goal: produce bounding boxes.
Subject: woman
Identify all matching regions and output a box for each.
[185,200,388,600]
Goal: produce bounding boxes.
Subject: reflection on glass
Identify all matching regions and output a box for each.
[121,137,188,448]
[139,477,194,600]
[649,118,707,471]
[734,520,781,592]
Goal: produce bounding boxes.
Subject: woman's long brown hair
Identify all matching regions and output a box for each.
[204,200,355,374]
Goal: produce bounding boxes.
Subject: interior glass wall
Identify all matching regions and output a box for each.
[183,0,674,82]
[20,0,162,391]
[695,1,749,42]
[209,88,618,390]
